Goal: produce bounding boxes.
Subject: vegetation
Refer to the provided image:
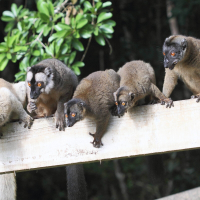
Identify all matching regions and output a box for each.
[0,0,115,80]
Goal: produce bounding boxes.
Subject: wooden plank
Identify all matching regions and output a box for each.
[0,98,200,174]
[157,187,200,200]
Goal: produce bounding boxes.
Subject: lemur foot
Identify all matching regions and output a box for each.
[148,99,158,105]
[191,94,200,102]
[160,98,174,108]
[19,114,34,129]
[89,132,103,148]
[55,112,66,131]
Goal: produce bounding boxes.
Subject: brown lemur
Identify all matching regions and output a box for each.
[0,79,33,200]
[64,69,120,148]
[162,35,200,101]
[26,58,78,131]
[26,58,87,200]
[114,60,173,117]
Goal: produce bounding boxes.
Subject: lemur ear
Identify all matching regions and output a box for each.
[78,102,85,108]
[26,67,31,72]
[44,67,54,78]
[113,91,117,102]
[129,92,134,101]
[181,38,187,51]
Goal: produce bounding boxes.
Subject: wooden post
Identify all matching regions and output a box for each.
[157,187,200,200]
[0,99,200,174]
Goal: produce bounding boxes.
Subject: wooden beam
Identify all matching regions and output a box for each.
[157,187,200,200]
[0,99,200,174]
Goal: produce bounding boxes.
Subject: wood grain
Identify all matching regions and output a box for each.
[0,99,200,174]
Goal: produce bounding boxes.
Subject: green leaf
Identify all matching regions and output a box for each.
[6,53,12,59]
[100,24,114,33]
[61,44,69,54]
[0,44,7,53]
[30,57,39,66]
[5,22,15,32]
[72,61,85,68]
[33,50,40,56]
[11,3,18,16]
[48,30,68,42]
[102,1,112,8]
[13,46,28,52]
[72,39,84,51]
[47,1,54,16]
[95,2,102,10]
[43,26,51,36]
[55,38,64,55]
[72,66,81,75]
[94,26,98,36]
[97,12,112,23]
[40,13,49,22]
[104,20,116,27]
[36,24,46,33]
[16,5,23,16]
[19,56,30,71]
[17,22,22,31]
[76,13,83,22]
[95,34,105,46]
[0,57,9,71]
[15,71,26,81]
[1,16,15,22]
[54,23,71,31]
[8,35,17,47]
[76,19,88,29]
[84,1,92,10]
[37,1,50,17]
[80,29,92,38]
[2,11,15,18]
[69,51,76,64]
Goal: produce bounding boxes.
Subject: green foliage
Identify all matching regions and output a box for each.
[0,0,116,80]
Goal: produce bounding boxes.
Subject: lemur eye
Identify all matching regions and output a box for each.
[37,82,42,87]
[65,114,68,118]
[115,102,118,106]
[171,52,175,56]
[28,82,31,87]
[71,113,76,117]
[122,102,126,106]
[163,52,165,56]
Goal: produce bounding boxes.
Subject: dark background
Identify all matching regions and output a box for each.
[1,0,200,199]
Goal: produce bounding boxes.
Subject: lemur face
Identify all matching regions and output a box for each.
[26,71,46,99]
[163,37,187,70]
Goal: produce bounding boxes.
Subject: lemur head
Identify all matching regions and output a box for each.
[163,35,187,70]
[64,99,87,127]
[26,65,54,99]
[113,86,134,117]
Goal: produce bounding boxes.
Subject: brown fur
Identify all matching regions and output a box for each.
[114,61,173,115]
[163,35,200,99]
[65,69,120,148]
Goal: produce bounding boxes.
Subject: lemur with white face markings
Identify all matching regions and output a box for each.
[26,58,78,131]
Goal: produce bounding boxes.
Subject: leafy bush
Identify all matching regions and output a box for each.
[0,0,116,80]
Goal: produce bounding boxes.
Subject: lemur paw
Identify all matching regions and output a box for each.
[55,112,66,131]
[89,132,103,148]
[191,94,200,102]
[160,98,174,108]
[27,101,37,113]
[20,114,34,129]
